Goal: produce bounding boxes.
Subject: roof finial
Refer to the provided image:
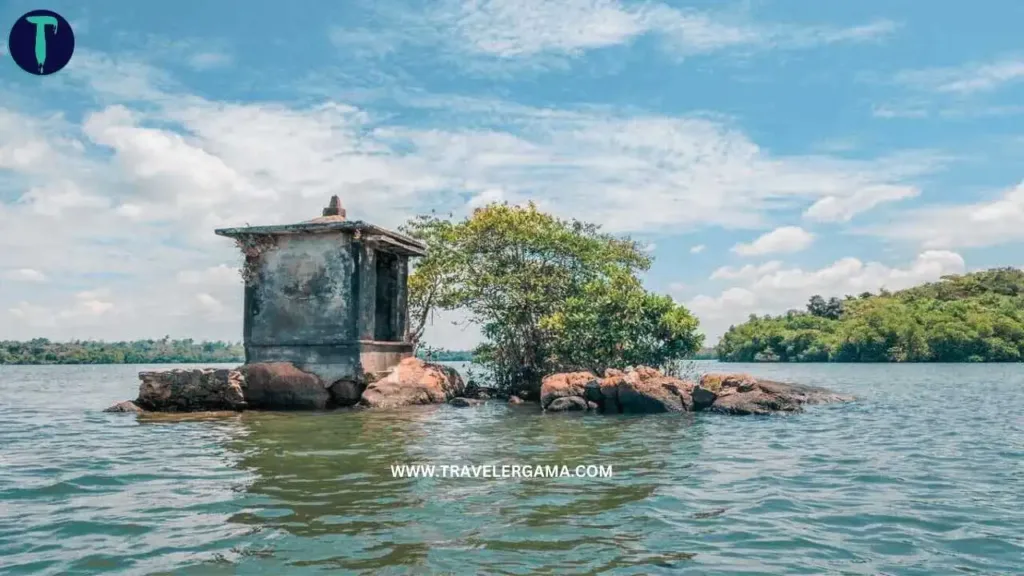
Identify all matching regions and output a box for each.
[322,195,346,219]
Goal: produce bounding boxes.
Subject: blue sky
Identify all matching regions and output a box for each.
[2,0,1023,348]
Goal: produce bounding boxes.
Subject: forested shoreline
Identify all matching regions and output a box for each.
[716,268,1024,363]
[0,338,244,365]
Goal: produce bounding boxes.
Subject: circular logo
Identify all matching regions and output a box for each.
[8,10,75,75]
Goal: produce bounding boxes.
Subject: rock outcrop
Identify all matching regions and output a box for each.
[540,371,597,408]
[546,395,589,412]
[359,357,465,409]
[539,366,851,415]
[327,379,364,407]
[539,367,696,414]
[103,400,144,413]
[699,373,853,415]
[240,362,331,410]
[106,358,470,413]
[134,368,247,412]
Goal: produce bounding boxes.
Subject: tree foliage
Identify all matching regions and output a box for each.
[402,203,703,396]
[716,268,1024,362]
[0,338,244,365]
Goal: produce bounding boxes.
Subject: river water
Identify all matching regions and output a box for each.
[1,362,1022,575]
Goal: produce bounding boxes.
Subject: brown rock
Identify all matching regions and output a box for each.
[241,362,330,410]
[699,373,758,393]
[103,400,144,413]
[359,357,465,409]
[533,369,853,417]
[709,389,801,415]
[597,375,624,409]
[464,381,499,400]
[450,397,485,408]
[616,376,691,413]
[544,366,696,414]
[328,379,364,407]
[508,395,524,405]
[136,368,246,412]
[546,396,588,412]
[691,386,717,411]
[540,371,598,409]
[702,373,854,415]
[619,367,695,413]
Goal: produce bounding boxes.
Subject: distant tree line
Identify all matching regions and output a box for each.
[0,338,244,365]
[717,268,1024,363]
[416,347,475,362]
[688,347,718,360]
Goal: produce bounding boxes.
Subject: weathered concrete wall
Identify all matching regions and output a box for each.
[244,234,360,384]
[249,234,356,347]
[359,341,415,375]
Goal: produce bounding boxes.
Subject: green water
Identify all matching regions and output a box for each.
[1,362,1022,574]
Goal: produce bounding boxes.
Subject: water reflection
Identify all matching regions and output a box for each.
[215,404,707,573]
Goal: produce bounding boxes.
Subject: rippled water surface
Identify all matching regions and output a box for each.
[1,362,1023,575]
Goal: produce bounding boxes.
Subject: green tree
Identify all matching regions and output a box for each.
[403,202,703,396]
[542,271,703,374]
[717,268,1024,363]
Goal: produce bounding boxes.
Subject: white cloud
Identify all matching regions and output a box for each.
[196,293,225,313]
[8,290,116,329]
[872,104,929,119]
[896,57,1024,95]
[689,244,705,254]
[869,180,1024,249]
[0,52,948,346]
[688,251,966,340]
[803,184,919,222]
[431,0,896,61]
[468,188,505,208]
[732,226,814,256]
[710,261,783,281]
[8,302,57,327]
[18,180,110,216]
[177,265,240,286]
[445,0,645,58]
[4,268,47,282]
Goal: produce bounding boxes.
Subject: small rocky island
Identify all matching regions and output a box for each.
[105,196,852,417]
[539,367,852,415]
[106,358,850,416]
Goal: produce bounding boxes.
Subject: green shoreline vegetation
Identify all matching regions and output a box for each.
[717,268,1024,363]
[0,338,244,365]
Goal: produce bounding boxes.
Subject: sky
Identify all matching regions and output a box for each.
[1,0,1023,349]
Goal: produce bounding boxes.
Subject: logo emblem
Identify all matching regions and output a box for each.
[8,9,75,75]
